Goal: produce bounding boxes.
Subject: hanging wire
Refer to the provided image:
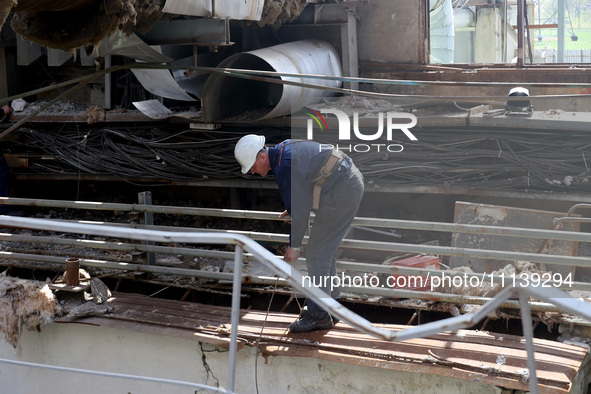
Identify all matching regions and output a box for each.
[5,124,591,192]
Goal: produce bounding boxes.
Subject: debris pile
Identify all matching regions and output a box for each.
[85,105,106,124]
[433,261,547,298]
[0,272,61,348]
[8,0,164,52]
[258,0,307,28]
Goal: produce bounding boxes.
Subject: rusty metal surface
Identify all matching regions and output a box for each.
[450,202,579,275]
[361,66,591,83]
[62,292,587,394]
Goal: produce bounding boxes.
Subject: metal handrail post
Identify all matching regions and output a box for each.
[227,244,243,393]
[138,191,156,265]
[519,292,539,394]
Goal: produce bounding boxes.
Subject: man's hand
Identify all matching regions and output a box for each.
[284,246,300,262]
[1,105,11,116]
[279,210,289,218]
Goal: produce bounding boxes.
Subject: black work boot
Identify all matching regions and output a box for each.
[300,306,340,325]
[289,313,334,333]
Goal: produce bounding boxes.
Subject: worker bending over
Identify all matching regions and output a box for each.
[234,134,364,332]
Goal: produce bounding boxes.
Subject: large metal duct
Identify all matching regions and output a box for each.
[202,39,342,122]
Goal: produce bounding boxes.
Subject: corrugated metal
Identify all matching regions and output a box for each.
[65,292,589,394]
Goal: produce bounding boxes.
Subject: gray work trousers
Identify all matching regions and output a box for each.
[304,163,364,318]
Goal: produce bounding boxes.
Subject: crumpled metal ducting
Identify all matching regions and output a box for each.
[87,31,207,102]
[202,39,342,122]
[87,31,173,63]
[131,65,198,102]
[170,56,210,99]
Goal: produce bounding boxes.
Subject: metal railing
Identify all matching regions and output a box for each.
[1,215,591,393]
[1,197,591,311]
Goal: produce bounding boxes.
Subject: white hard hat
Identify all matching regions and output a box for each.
[234,134,265,174]
[508,87,530,96]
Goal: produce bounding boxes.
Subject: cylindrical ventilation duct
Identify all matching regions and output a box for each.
[202,40,342,122]
[430,0,455,64]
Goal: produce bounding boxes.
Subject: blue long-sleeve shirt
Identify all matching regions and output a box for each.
[268,140,348,248]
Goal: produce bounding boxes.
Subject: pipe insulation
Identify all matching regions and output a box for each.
[430,0,455,64]
[202,39,342,122]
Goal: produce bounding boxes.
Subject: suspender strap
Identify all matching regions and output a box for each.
[312,150,345,210]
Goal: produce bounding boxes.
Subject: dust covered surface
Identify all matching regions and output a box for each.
[0,272,61,348]
[10,0,164,51]
[258,0,307,28]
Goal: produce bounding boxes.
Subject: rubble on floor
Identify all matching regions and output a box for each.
[0,271,61,348]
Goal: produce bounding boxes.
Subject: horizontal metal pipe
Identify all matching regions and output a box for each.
[0,232,260,262]
[0,250,569,313]
[554,217,591,226]
[0,358,226,393]
[0,197,289,221]
[341,238,591,268]
[1,197,589,244]
[51,218,289,243]
[215,66,591,88]
[0,251,283,284]
[12,215,591,269]
[60,218,591,267]
[5,231,587,292]
[348,216,591,244]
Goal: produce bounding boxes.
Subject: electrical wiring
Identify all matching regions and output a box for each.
[5,125,591,193]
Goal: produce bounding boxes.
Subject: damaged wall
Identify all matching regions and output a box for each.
[258,0,307,28]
